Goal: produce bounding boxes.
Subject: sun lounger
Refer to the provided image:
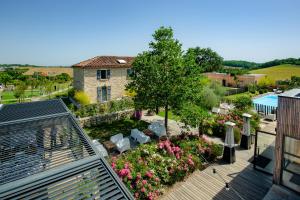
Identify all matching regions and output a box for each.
[92,140,108,157]
[131,129,151,144]
[148,122,167,137]
[212,107,220,114]
[109,134,131,153]
[115,137,131,153]
[110,133,123,144]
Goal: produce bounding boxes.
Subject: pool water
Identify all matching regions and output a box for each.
[253,95,278,107]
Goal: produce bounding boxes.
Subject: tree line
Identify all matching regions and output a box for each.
[223,58,300,69]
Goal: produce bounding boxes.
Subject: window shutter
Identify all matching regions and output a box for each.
[107,70,111,79]
[96,70,101,80]
[107,86,111,100]
[97,87,101,102]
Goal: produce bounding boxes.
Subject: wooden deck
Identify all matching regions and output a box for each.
[161,148,273,200]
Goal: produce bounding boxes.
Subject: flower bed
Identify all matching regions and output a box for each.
[110,136,223,200]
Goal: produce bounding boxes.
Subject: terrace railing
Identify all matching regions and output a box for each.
[253,103,277,118]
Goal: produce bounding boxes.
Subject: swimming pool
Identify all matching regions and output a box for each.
[253,95,278,107]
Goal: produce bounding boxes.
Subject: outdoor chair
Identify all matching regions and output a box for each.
[219,108,228,115]
[92,140,108,157]
[212,107,220,114]
[131,129,151,144]
[110,133,123,144]
[115,138,131,153]
[148,122,167,138]
[109,134,131,153]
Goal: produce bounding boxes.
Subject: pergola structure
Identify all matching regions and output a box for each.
[0,99,133,200]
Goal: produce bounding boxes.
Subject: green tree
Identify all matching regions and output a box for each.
[14,82,28,102]
[127,27,184,133]
[0,72,12,87]
[183,47,223,72]
[45,81,54,99]
[180,103,210,136]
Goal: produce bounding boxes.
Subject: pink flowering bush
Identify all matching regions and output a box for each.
[110,137,222,200]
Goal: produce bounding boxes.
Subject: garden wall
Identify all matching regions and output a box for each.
[78,109,134,127]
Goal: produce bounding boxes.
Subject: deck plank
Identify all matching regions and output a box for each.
[160,148,273,200]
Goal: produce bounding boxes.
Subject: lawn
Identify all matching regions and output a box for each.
[250,64,300,80]
[1,90,40,100]
[84,118,149,143]
[158,110,181,121]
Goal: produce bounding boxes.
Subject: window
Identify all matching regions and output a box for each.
[97,86,111,102]
[97,70,111,80]
[127,68,133,79]
[117,59,127,64]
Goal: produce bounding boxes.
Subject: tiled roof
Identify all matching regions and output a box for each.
[73,56,135,69]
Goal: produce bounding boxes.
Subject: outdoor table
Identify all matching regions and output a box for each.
[143,129,154,137]
[103,141,116,152]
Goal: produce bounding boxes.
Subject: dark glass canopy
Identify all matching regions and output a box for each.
[0,99,133,200]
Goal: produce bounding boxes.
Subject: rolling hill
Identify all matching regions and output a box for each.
[250,64,300,80]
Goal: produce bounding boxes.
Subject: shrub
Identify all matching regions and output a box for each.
[110,137,221,200]
[74,97,134,117]
[68,88,75,97]
[74,91,90,105]
[233,95,252,110]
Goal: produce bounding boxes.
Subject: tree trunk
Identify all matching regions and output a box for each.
[155,106,159,114]
[198,121,203,137]
[165,105,169,136]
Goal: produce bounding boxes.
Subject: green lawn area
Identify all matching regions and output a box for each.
[250,64,300,80]
[1,90,41,100]
[158,110,181,121]
[84,118,149,143]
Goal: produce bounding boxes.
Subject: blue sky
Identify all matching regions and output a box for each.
[0,0,299,66]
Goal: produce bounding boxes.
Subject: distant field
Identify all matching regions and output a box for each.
[21,66,73,77]
[250,64,300,80]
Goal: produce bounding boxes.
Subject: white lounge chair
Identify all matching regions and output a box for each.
[115,138,131,153]
[110,133,123,144]
[92,140,108,157]
[131,129,151,144]
[148,122,167,137]
[219,108,229,115]
[212,107,220,114]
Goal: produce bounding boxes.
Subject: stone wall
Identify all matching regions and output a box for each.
[78,109,134,128]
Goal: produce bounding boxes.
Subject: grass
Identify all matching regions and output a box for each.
[158,110,181,121]
[250,64,300,80]
[84,118,149,143]
[1,90,40,100]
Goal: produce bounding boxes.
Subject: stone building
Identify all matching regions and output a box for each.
[72,56,134,103]
[205,72,266,88]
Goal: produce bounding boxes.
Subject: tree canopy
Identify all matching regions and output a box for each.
[127,27,184,132]
[183,47,223,72]
[128,27,224,135]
